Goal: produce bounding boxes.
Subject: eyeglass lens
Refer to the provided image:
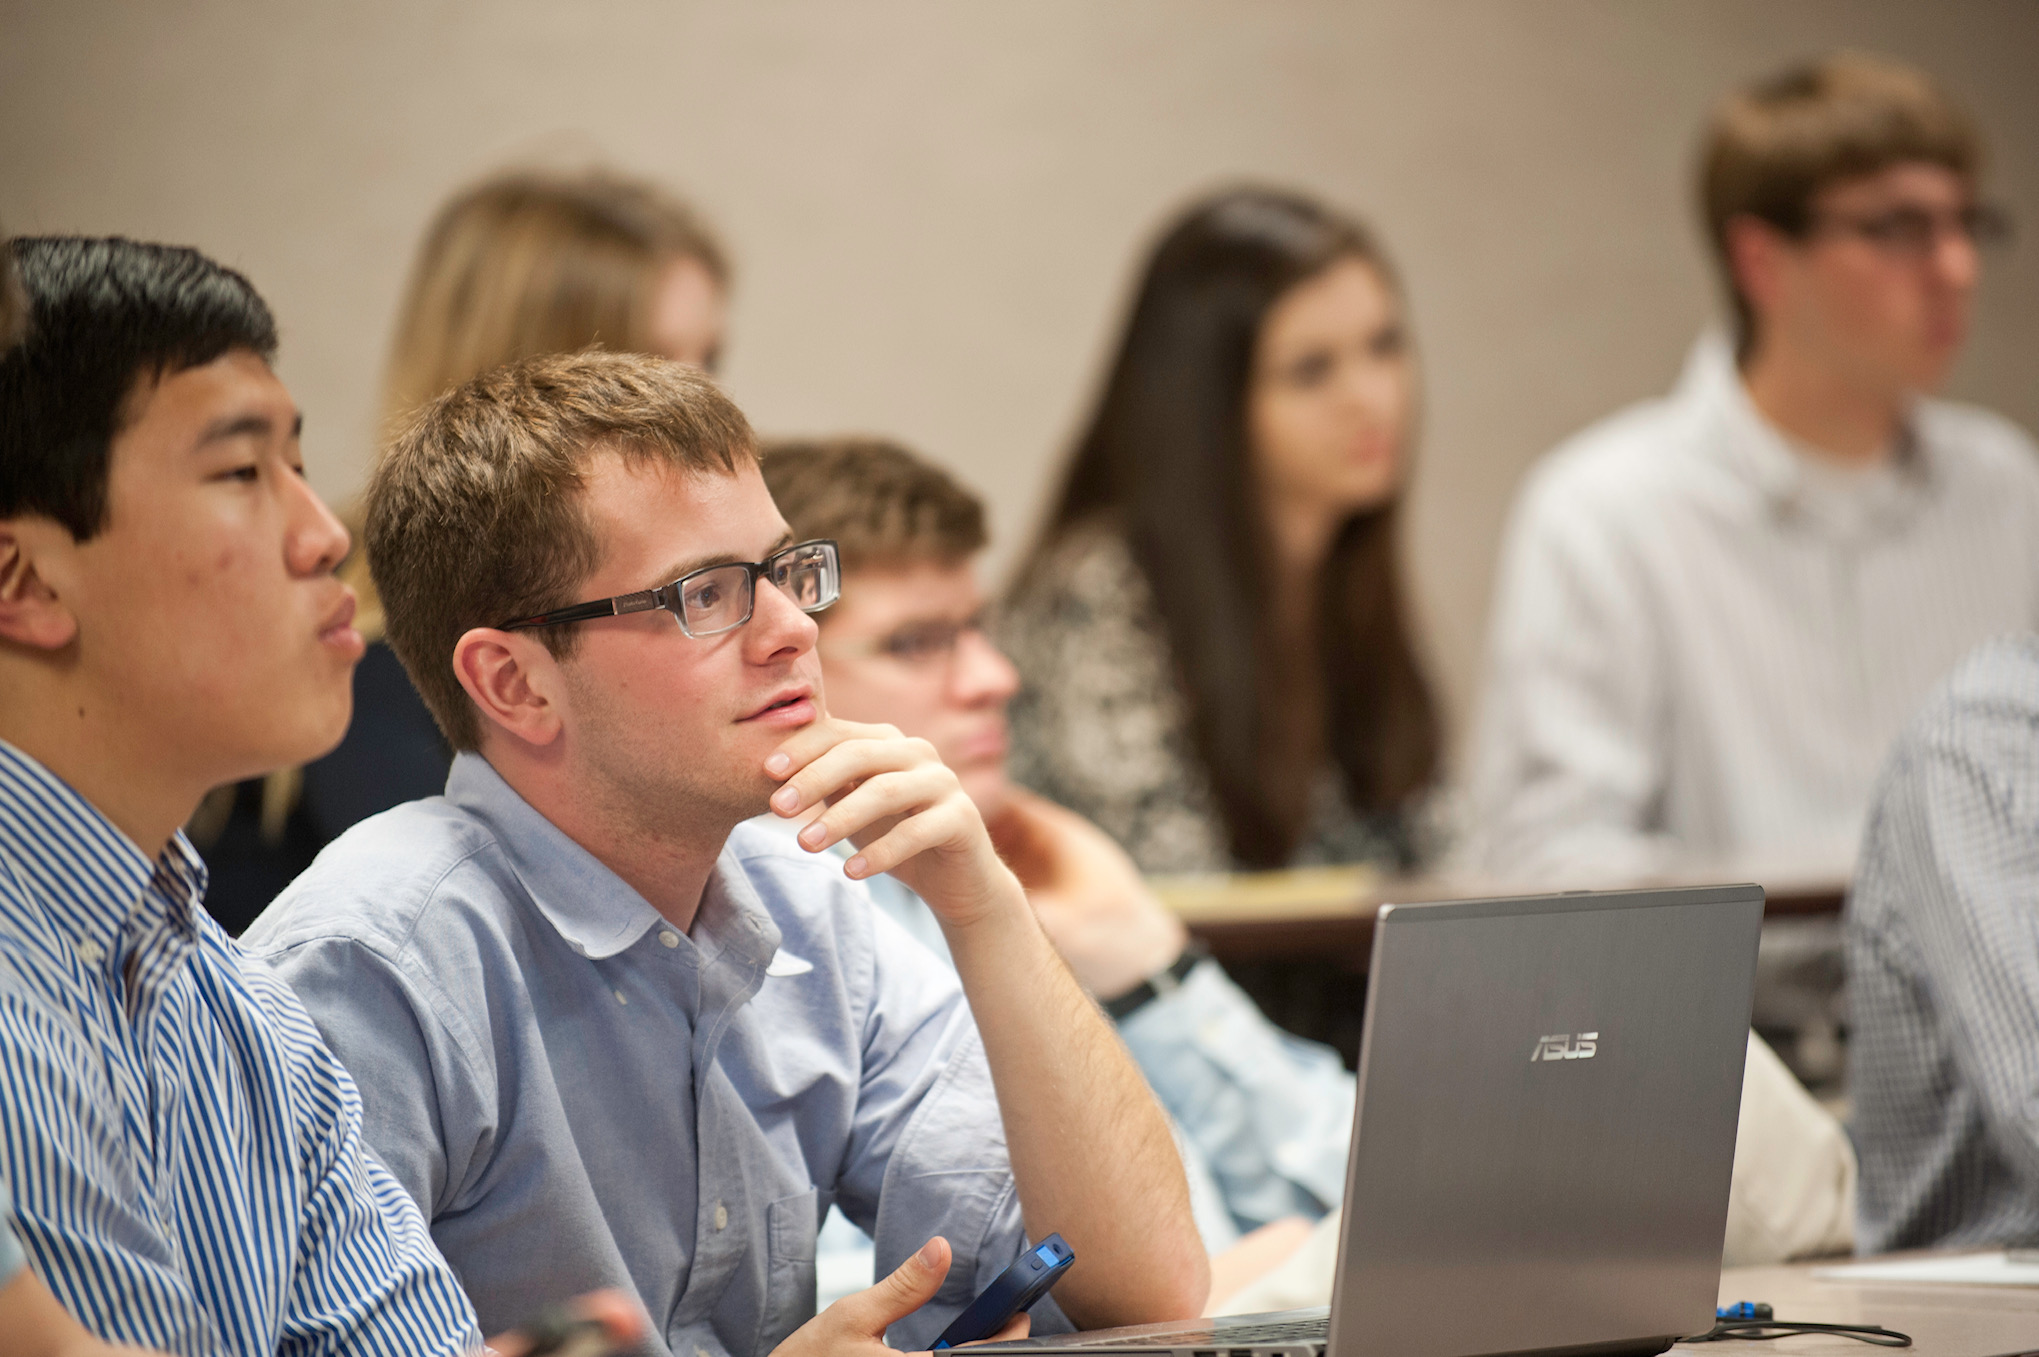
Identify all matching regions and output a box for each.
[677,542,839,636]
[1841,204,2012,253]
[769,542,838,610]
[880,619,984,664]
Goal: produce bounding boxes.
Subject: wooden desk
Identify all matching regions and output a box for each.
[1157,864,1850,968]
[1154,864,1850,1066]
[1711,1258,2039,1354]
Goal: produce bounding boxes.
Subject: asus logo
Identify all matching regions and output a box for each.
[1531,1032,1599,1062]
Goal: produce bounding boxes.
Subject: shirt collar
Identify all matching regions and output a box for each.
[445,752,779,967]
[0,739,204,970]
[1678,330,1935,538]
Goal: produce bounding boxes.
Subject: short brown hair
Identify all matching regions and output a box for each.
[368,350,757,750]
[761,437,987,574]
[1702,52,1982,354]
[382,168,729,430]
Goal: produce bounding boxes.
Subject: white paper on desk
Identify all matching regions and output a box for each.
[1812,1252,2039,1286]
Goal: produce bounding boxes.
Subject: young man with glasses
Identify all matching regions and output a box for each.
[243,353,1205,1356]
[1473,52,2039,883]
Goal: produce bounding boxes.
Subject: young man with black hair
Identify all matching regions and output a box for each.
[242,351,1206,1356]
[0,230,174,1357]
[0,234,488,1353]
[1473,53,2039,880]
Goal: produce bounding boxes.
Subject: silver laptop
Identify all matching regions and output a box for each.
[987,884,1764,1357]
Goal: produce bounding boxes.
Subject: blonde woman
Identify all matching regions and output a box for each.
[195,168,730,932]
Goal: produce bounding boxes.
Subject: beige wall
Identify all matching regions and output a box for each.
[5,1,2036,767]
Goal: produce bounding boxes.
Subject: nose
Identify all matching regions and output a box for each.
[947,628,1020,708]
[1341,349,1404,419]
[745,572,820,662]
[1932,224,1980,293]
[285,470,351,578]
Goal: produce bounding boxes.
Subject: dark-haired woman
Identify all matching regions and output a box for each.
[1004,187,1441,876]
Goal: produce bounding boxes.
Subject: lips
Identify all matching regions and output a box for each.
[319,590,366,659]
[740,684,816,723]
[952,722,1008,764]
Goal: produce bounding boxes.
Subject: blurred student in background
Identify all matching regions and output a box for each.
[1003,188,1441,876]
[196,167,730,931]
[1473,53,2039,881]
[763,437,1350,1302]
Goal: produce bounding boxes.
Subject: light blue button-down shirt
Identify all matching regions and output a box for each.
[782,820,1353,1237]
[0,739,478,1356]
[245,752,1064,1357]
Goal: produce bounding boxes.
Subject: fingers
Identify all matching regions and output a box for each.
[571,1291,649,1350]
[764,716,902,784]
[483,1289,647,1357]
[770,730,937,820]
[839,806,977,879]
[793,764,956,857]
[830,1236,952,1339]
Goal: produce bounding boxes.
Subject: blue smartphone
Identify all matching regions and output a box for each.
[931,1233,1075,1350]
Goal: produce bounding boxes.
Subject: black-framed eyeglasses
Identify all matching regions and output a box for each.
[499,539,840,638]
[1808,202,2013,258]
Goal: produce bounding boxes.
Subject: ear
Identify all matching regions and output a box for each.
[1724,213,1794,329]
[0,519,81,651]
[452,627,566,749]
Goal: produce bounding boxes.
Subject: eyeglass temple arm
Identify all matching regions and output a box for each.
[500,589,662,631]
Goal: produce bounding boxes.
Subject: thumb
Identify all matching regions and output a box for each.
[834,1236,952,1338]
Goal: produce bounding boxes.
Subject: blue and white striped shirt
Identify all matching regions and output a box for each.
[0,739,481,1355]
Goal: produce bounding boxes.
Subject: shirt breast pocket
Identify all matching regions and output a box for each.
[758,1188,820,1353]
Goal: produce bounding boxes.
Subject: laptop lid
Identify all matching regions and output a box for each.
[1328,884,1763,1357]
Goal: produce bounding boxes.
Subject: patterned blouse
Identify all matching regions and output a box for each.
[1000,519,1422,875]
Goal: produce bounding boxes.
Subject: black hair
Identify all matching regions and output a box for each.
[0,244,24,353]
[0,237,279,540]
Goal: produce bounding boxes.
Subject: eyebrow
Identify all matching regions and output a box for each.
[195,409,304,448]
[650,530,797,588]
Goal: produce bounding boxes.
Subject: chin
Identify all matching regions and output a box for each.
[1912,350,1962,394]
[280,683,357,767]
[960,767,1011,819]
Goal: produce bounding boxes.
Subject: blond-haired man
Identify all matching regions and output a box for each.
[244,354,1205,1356]
[1474,53,2039,879]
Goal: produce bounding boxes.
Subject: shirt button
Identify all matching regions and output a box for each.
[614,990,628,1005]
[661,931,680,948]
[75,939,104,965]
[714,1202,728,1231]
